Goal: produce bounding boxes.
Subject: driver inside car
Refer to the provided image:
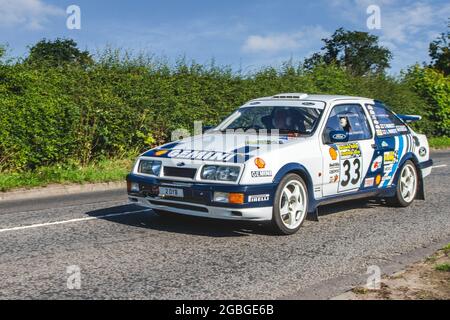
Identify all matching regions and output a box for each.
[273,108,291,130]
[339,116,352,133]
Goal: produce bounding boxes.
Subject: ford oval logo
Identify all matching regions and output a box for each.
[177,162,186,167]
[333,133,347,140]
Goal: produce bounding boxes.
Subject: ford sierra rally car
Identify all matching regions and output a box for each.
[126,93,433,235]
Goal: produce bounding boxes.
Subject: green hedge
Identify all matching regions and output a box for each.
[0,57,446,172]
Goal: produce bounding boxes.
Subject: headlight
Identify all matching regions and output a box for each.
[138,160,162,176]
[201,165,240,182]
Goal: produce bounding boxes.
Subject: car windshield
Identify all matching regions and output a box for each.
[218,106,323,135]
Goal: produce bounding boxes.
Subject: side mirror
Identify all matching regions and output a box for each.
[202,125,214,134]
[329,130,349,143]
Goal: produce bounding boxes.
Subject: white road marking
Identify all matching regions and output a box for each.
[433,164,447,169]
[0,209,152,234]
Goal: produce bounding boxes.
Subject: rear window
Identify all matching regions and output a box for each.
[366,102,408,136]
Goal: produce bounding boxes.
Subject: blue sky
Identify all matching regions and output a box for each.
[0,0,449,74]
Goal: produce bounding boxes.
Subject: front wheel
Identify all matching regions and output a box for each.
[271,173,309,235]
[388,160,418,207]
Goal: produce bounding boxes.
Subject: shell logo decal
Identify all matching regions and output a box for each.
[329,147,338,161]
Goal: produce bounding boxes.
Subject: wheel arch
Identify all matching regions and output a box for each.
[273,163,316,211]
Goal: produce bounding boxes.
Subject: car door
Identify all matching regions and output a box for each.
[320,103,375,197]
[365,102,412,189]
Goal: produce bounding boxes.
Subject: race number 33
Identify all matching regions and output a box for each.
[338,143,363,192]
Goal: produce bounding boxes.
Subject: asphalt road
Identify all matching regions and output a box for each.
[0,151,449,300]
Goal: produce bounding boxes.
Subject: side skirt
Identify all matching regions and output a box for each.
[307,189,391,221]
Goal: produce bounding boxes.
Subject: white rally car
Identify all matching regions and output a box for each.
[127,93,433,235]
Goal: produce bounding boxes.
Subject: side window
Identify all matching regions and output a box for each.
[323,104,372,143]
[367,102,409,137]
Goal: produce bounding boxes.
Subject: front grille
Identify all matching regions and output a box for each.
[163,167,197,179]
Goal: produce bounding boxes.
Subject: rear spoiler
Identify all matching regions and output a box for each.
[397,114,422,123]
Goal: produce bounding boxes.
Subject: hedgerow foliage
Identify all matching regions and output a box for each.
[0,49,446,172]
[404,66,450,137]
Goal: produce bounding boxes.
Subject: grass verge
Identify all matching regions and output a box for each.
[435,263,450,272]
[0,159,132,192]
[429,136,450,149]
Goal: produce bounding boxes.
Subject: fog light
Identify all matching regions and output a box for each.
[229,193,244,204]
[214,192,229,203]
[130,182,140,192]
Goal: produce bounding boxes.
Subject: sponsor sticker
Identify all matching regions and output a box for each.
[383,164,394,177]
[338,143,361,160]
[154,150,169,156]
[419,147,427,157]
[375,174,382,185]
[329,163,340,174]
[248,194,270,202]
[383,151,397,164]
[247,140,283,145]
[371,156,383,172]
[329,147,338,160]
[329,174,339,183]
[364,177,375,188]
[167,149,235,162]
[251,170,272,178]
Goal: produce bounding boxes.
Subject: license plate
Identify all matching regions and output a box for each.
[159,187,184,198]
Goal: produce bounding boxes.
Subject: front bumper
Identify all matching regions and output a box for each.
[128,196,273,221]
[126,173,275,221]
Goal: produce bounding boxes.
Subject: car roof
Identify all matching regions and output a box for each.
[245,93,375,105]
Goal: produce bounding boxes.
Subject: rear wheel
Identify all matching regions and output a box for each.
[271,173,308,235]
[388,160,418,207]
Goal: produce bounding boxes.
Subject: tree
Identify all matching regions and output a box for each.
[26,38,93,67]
[304,28,392,76]
[0,44,6,62]
[429,20,449,76]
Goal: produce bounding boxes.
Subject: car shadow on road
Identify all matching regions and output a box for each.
[86,198,384,237]
[85,204,273,237]
[317,198,384,217]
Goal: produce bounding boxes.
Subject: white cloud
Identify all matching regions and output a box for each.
[242,26,329,54]
[380,2,449,43]
[0,0,64,30]
[242,34,299,53]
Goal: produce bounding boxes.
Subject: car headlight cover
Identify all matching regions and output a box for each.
[138,160,162,176]
[201,165,240,182]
